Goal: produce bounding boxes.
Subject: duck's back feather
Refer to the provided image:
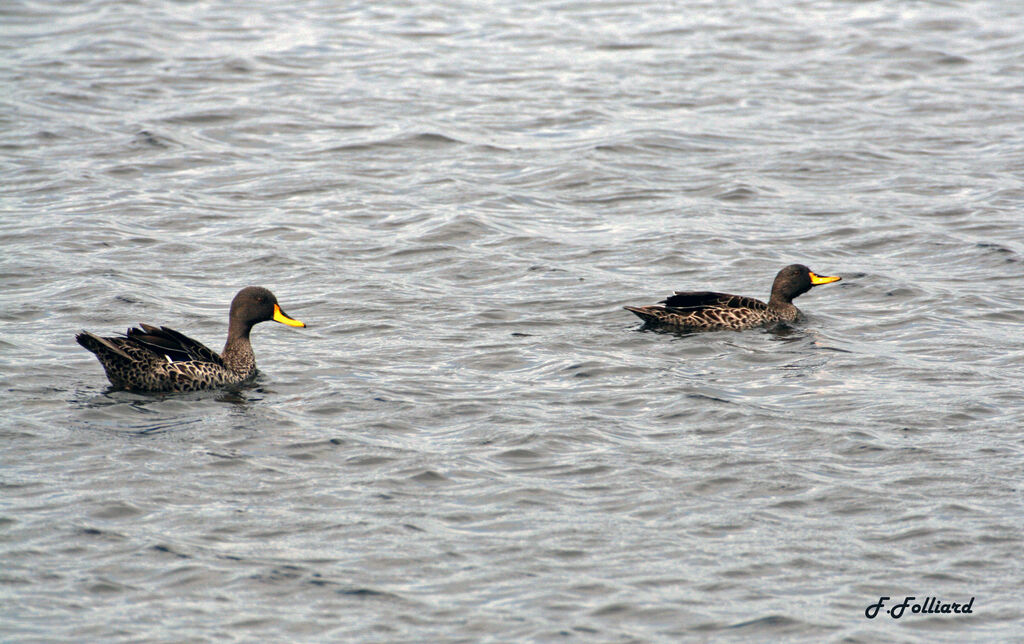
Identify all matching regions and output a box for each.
[128,324,223,365]
[625,291,785,330]
[660,291,767,312]
[76,326,238,391]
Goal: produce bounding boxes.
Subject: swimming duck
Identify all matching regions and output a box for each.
[624,264,840,330]
[76,286,305,392]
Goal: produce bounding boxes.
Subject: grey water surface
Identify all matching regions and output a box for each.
[2,0,1023,641]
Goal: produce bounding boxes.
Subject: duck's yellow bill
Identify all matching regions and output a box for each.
[809,272,841,285]
[273,303,306,327]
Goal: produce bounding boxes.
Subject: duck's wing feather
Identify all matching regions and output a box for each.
[661,291,767,312]
[126,324,223,365]
[77,328,234,391]
[625,290,772,329]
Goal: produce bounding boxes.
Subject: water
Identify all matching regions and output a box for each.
[3,0,1023,641]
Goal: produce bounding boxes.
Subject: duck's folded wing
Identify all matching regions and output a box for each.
[127,324,223,365]
[660,291,767,312]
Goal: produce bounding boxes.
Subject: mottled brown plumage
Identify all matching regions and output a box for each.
[625,264,840,330]
[77,286,305,392]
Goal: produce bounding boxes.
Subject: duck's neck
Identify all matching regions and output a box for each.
[767,294,801,321]
[768,293,798,313]
[768,292,792,307]
[221,321,256,376]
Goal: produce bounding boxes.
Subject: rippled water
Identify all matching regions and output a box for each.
[3,0,1023,641]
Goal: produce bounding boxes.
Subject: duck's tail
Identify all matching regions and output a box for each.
[76,330,133,360]
[623,305,667,325]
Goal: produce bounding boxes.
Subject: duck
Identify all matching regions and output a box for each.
[76,286,305,392]
[624,264,840,330]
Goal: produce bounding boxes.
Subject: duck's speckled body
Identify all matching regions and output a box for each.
[625,264,840,331]
[77,286,305,392]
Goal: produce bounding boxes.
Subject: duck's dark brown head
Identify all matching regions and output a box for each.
[769,264,841,304]
[229,286,305,337]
